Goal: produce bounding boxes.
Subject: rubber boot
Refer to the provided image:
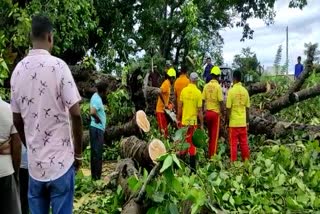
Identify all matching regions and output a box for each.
[190,155,196,174]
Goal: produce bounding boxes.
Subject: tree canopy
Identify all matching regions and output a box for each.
[0,0,309,78]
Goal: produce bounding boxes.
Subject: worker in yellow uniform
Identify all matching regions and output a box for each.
[226,70,250,162]
[202,66,224,159]
[156,68,176,138]
[174,66,190,125]
[178,72,203,173]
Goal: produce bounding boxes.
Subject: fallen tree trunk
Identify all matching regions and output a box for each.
[105,110,150,144]
[120,136,166,170]
[266,84,320,114]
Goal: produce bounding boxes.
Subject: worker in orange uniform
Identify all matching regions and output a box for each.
[174,66,190,125]
[226,70,250,162]
[156,68,176,138]
[178,72,203,173]
[202,66,224,159]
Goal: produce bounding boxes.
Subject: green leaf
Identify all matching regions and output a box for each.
[168,203,179,214]
[172,154,182,169]
[222,192,230,201]
[160,155,173,173]
[278,174,286,186]
[151,192,165,203]
[286,196,303,210]
[173,127,188,141]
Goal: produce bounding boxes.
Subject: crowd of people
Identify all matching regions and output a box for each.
[0,14,305,214]
[155,63,251,173]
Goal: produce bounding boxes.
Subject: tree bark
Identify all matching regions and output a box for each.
[266,84,320,114]
[247,82,275,96]
[105,110,150,144]
[120,136,166,170]
[114,159,144,214]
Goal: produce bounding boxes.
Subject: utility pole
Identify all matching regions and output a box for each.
[286,26,289,75]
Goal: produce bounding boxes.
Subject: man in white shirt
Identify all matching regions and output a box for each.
[0,97,22,214]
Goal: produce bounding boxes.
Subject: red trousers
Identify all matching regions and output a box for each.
[180,125,197,156]
[206,110,220,159]
[156,112,168,138]
[229,127,250,162]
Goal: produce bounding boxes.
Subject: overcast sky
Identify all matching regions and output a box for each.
[220,0,320,73]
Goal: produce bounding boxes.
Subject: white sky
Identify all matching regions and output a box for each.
[220,0,320,73]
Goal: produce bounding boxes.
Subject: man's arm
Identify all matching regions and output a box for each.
[177,100,183,121]
[246,107,250,129]
[69,103,83,157]
[90,107,101,124]
[13,113,26,147]
[10,133,21,175]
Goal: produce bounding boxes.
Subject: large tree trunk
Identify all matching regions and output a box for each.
[105,110,150,144]
[120,136,166,170]
[247,82,275,96]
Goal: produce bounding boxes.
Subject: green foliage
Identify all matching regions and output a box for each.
[107,89,134,126]
[232,47,262,83]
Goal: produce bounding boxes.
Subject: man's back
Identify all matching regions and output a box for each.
[226,82,250,127]
[180,84,202,125]
[10,49,81,181]
[174,74,190,103]
[0,99,15,178]
[295,63,303,79]
[202,79,223,113]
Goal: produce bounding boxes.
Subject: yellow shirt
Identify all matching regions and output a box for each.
[156,79,171,113]
[202,79,223,113]
[226,82,250,127]
[180,84,202,125]
[174,74,190,103]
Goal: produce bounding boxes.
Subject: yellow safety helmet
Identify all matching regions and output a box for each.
[167,67,176,77]
[211,66,221,75]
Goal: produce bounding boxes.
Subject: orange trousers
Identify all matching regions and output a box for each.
[229,127,250,161]
[156,112,168,138]
[206,110,220,159]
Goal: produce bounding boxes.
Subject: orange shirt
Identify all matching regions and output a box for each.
[174,74,190,103]
[226,82,250,127]
[156,79,171,113]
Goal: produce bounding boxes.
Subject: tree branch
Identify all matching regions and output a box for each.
[247,82,276,96]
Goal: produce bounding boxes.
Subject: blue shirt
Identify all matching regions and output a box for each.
[295,63,304,78]
[90,93,106,131]
[203,63,213,83]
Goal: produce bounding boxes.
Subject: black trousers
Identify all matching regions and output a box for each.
[19,168,29,214]
[0,174,21,214]
[89,126,104,180]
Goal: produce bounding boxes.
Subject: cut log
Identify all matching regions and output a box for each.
[105,110,150,144]
[120,136,166,170]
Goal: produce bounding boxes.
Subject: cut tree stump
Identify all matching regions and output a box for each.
[120,136,166,170]
[105,110,150,144]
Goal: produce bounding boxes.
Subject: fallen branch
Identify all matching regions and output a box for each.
[247,82,275,96]
[135,163,161,203]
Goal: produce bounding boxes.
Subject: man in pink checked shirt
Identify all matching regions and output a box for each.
[10,15,83,214]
